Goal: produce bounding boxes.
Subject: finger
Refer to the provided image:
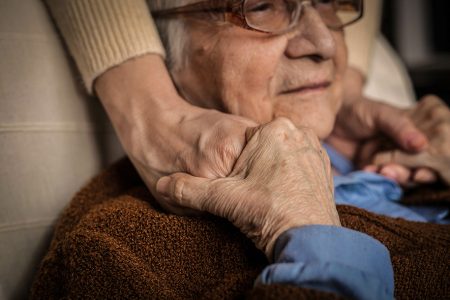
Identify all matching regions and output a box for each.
[156,173,213,212]
[379,164,412,185]
[374,103,428,152]
[245,118,296,143]
[363,164,379,173]
[372,150,434,169]
[412,95,447,123]
[245,126,262,142]
[412,168,438,184]
[356,138,383,168]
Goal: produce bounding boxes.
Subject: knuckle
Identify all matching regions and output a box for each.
[215,139,241,171]
[394,115,414,132]
[422,95,443,106]
[264,119,293,139]
[430,107,449,120]
[172,175,186,202]
[434,121,450,135]
[216,136,240,153]
[273,117,296,130]
[298,127,320,146]
[213,119,239,134]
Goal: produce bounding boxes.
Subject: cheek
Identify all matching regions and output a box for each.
[333,32,348,107]
[335,32,348,68]
[212,35,287,123]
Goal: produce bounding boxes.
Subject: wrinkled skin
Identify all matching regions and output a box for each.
[326,67,428,169]
[366,96,450,186]
[173,9,433,188]
[96,56,257,214]
[154,3,443,251]
[157,118,340,258]
[97,6,430,222]
[323,68,450,187]
[154,6,348,219]
[99,3,447,256]
[173,6,347,139]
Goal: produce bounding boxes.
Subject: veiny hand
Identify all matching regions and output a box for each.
[95,55,257,214]
[367,96,450,186]
[156,118,340,259]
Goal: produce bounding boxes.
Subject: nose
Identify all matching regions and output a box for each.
[285,5,336,60]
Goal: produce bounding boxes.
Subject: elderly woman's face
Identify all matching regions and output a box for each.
[173,6,347,138]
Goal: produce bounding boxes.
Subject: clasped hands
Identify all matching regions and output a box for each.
[157,118,340,258]
[330,68,450,186]
[364,96,450,185]
[96,57,450,259]
[156,96,450,259]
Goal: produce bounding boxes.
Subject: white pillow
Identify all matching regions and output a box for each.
[364,35,416,108]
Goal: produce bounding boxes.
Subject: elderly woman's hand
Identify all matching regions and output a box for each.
[326,68,428,161]
[156,118,340,259]
[367,96,450,186]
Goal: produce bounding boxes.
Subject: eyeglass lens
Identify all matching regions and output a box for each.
[243,0,362,33]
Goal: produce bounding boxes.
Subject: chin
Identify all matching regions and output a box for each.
[271,114,334,139]
[273,104,336,139]
[302,121,334,140]
[314,123,334,140]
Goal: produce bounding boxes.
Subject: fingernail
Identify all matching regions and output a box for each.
[381,169,397,181]
[364,165,378,173]
[406,133,427,150]
[156,176,171,196]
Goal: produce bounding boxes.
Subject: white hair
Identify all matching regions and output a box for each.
[147,0,197,71]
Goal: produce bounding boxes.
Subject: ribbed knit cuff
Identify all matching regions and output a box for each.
[45,0,166,94]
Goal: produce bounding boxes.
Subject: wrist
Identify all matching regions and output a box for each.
[262,211,341,261]
[94,53,202,134]
[95,54,187,114]
[93,54,205,166]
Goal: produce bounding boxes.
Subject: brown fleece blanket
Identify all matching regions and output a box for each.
[31,158,450,299]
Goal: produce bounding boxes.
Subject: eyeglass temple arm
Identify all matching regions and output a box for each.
[152,1,232,18]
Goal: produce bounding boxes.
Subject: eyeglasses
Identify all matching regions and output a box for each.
[152,0,364,35]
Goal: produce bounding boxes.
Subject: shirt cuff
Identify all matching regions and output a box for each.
[256,225,394,300]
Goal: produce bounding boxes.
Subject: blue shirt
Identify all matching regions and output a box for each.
[323,143,449,224]
[256,226,394,300]
[255,144,447,298]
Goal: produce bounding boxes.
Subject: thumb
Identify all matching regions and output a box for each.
[156,173,212,212]
[373,150,450,185]
[374,103,428,152]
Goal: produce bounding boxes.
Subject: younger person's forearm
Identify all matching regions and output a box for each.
[95,54,190,120]
[45,0,165,94]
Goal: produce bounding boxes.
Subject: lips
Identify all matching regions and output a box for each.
[280,81,332,95]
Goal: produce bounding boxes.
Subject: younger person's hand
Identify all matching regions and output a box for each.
[95,55,257,214]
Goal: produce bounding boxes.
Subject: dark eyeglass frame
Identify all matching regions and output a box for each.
[152,0,365,34]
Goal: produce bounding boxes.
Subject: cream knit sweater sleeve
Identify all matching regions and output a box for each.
[45,0,166,93]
